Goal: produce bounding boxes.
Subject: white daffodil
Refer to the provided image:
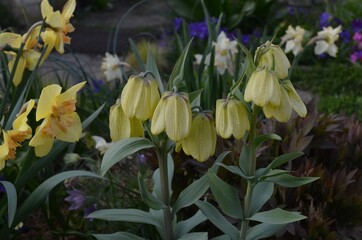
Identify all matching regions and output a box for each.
[101,52,129,82]
[281,25,305,56]
[92,136,111,155]
[194,31,238,75]
[314,25,342,57]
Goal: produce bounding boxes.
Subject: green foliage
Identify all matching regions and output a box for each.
[292,63,362,119]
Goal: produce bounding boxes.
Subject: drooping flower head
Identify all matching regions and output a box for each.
[256,41,291,79]
[0,100,35,169]
[215,99,250,139]
[40,0,76,54]
[101,52,129,82]
[281,25,306,56]
[244,67,281,107]
[176,111,216,162]
[29,82,85,157]
[151,91,192,141]
[262,80,307,122]
[109,99,144,142]
[121,74,160,121]
[314,25,342,57]
[0,30,42,86]
[65,188,85,210]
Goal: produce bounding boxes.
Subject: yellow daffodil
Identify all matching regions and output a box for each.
[262,80,307,122]
[151,91,192,141]
[215,99,250,139]
[176,112,216,162]
[0,30,41,86]
[244,67,281,107]
[109,99,144,142]
[40,0,76,54]
[29,82,85,157]
[121,74,160,121]
[0,100,35,169]
[256,42,291,79]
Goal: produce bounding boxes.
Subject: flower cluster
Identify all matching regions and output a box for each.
[0,82,85,169]
[0,0,75,86]
[281,24,342,57]
[245,42,307,122]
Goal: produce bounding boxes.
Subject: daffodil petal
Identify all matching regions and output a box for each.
[41,0,54,20]
[62,0,76,21]
[9,56,26,86]
[36,84,62,120]
[12,99,35,131]
[56,81,86,104]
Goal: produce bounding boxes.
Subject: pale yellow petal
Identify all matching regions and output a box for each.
[0,32,21,47]
[34,136,54,157]
[24,50,41,70]
[62,0,76,21]
[12,99,35,131]
[29,118,55,157]
[40,30,57,61]
[216,99,232,139]
[47,11,63,29]
[9,56,26,86]
[56,81,86,105]
[284,80,307,117]
[130,118,144,138]
[55,113,82,142]
[36,84,62,120]
[41,0,54,20]
[151,94,169,135]
[109,101,131,141]
[0,131,9,166]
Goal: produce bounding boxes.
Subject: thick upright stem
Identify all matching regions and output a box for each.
[156,149,173,240]
[240,106,258,240]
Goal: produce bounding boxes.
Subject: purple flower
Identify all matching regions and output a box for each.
[320,12,332,28]
[91,79,104,93]
[350,50,362,63]
[189,22,209,39]
[84,204,97,221]
[353,32,362,42]
[241,34,251,46]
[340,30,351,43]
[174,18,183,32]
[65,189,85,210]
[352,19,362,33]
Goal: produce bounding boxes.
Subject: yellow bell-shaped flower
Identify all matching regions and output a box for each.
[256,42,291,79]
[244,67,281,107]
[177,112,216,162]
[29,82,85,157]
[215,99,250,139]
[151,91,192,141]
[121,75,160,121]
[109,99,144,142]
[262,80,307,122]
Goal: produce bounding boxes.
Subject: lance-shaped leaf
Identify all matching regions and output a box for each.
[195,201,239,240]
[87,209,162,228]
[250,182,274,215]
[138,173,166,210]
[168,39,193,89]
[175,210,207,238]
[248,208,307,224]
[100,137,155,176]
[265,173,318,188]
[246,223,287,240]
[0,181,17,227]
[13,170,101,228]
[255,133,282,147]
[207,172,243,219]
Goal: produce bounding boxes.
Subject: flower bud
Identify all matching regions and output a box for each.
[215,99,250,139]
[244,67,281,107]
[121,74,160,121]
[177,112,216,162]
[109,99,144,141]
[151,91,192,141]
[256,42,291,79]
[262,80,307,122]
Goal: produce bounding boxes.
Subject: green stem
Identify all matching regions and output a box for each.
[240,106,259,240]
[156,147,173,240]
